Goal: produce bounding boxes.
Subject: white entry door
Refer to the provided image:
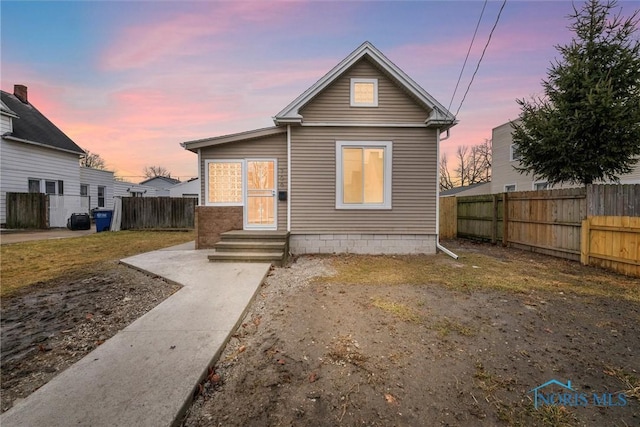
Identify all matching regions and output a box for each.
[244,159,277,230]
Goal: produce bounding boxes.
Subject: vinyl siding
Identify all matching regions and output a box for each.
[299,58,430,124]
[290,126,437,233]
[199,133,288,231]
[491,121,640,193]
[1,115,12,134]
[1,138,81,224]
[80,167,115,211]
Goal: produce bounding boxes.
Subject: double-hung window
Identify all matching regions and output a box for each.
[205,160,243,205]
[97,186,105,207]
[336,141,392,209]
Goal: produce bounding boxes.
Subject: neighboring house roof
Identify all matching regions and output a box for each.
[273,41,457,129]
[0,89,85,155]
[139,176,181,186]
[182,126,285,152]
[440,182,492,196]
[0,99,18,118]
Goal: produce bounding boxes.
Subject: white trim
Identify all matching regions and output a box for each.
[3,135,84,156]
[204,159,244,207]
[350,78,378,107]
[510,143,521,162]
[504,183,517,192]
[287,125,291,232]
[532,180,548,191]
[197,149,202,206]
[244,158,278,231]
[301,122,427,128]
[335,141,392,210]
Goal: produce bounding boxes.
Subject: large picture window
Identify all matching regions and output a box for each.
[206,160,243,205]
[336,141,392,209]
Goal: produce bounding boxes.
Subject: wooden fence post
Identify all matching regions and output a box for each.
[491,194,498,244]
[580,217,590,265]
[502,192,508,247]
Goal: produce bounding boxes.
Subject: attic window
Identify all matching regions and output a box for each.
[350,78,378,107]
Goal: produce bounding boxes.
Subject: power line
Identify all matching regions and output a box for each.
[454,0,508,119]
[447,0,488,113]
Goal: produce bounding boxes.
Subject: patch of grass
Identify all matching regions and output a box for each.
[531,404,578,427]
[433,317,476,337]
[604,366,640,401]
[314,251,640,303]
[0,230,194,297]
[370,297,422,323]
[474,362,512,394]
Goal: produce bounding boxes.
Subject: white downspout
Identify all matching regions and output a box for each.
[287,125,291,232]
[436,128,458,259]
[197,148,202,207]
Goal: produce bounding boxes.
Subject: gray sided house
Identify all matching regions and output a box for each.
[182,42,456,254]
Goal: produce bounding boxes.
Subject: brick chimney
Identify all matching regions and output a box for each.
[14,85,28,104]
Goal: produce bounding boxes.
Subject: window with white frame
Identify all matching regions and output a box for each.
[350,78,378,107]
[206,160,243,205]
[533,181,548,191]
[336,141,392,209]
[97,186,106,207]
[504,184,516,192]
[45,180,56,195]
[80,184,89,197]
[28,178,40,193]
[510,144,521,161]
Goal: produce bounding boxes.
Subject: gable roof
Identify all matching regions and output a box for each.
[273,41,457,129]
[139,176,181,186]
[0,89,85,155]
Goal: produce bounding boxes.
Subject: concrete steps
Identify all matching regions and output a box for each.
[209,230,290,266]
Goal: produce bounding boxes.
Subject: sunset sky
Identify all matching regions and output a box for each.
[3,0,637,182]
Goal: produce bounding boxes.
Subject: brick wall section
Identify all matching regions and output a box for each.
[290,234,436,255]
[195,206,243,249]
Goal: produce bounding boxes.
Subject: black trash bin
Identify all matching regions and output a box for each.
[67,213,91,230]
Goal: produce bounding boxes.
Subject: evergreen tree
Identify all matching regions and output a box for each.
[512,0,640,185]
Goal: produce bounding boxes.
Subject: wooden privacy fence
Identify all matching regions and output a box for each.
[439,196,457,239]
[439,184,640,274]
[5,192,48,229]
[581,216,640,277]
[121,197,196,230]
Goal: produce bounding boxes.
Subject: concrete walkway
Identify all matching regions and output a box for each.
[0,243,271,427]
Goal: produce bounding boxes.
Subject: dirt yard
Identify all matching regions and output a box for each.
[0,262,180,412]
[182,241,639,427]
[1,240,638,426]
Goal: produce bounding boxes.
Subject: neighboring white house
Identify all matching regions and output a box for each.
[80,167,116,211]
[139,176,180,196]
[1,85,86,227]
[491,121,640,194]
[113,180,157,198]
[169,178,199,201]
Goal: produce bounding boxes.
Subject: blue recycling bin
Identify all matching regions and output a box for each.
[94,210,113,232]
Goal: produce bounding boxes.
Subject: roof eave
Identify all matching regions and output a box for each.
[181,126,286,152]
[2,135,85,156]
